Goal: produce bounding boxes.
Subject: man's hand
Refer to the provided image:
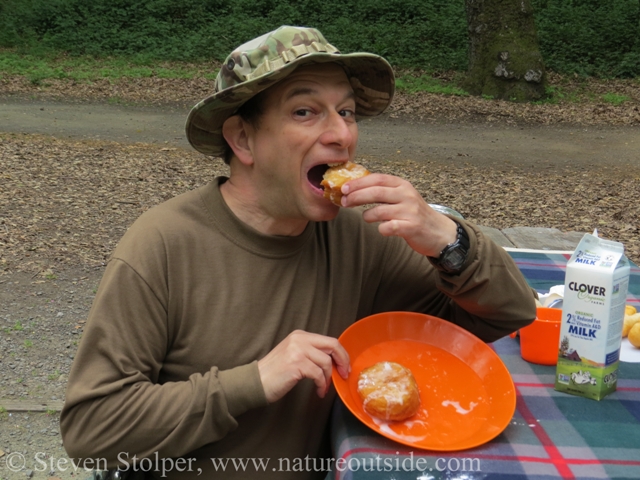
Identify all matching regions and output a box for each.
[258,330,350,403]
[341,174,458,257]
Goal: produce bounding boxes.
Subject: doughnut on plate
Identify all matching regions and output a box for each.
[332,312,515,451]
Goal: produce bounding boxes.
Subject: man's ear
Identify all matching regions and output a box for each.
[222,115,253,166]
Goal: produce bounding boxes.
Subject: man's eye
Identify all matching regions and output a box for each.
[340,109,355,118]
[294,109,311,117]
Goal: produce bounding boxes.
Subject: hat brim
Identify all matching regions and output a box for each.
[185,52,395,157]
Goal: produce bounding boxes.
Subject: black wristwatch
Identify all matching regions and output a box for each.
[428,221,470,274]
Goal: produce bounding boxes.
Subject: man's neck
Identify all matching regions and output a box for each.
[219,178,309,237]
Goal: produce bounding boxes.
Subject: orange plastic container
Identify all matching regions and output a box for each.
[519,307,562,365]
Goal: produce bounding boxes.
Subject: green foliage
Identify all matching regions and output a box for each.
[396,74,468,96]
[531,0,640,77]
[534,85,582,105]
[0,50,219,83]
[0,0,468,70]
[0,0,638,77]
[601,93,631,105]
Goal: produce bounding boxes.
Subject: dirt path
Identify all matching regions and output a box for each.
[2,98,639,168]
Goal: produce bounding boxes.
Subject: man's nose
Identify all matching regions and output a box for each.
[319,112,355,148]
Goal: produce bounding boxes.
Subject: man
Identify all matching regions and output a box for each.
[61,26,536,479]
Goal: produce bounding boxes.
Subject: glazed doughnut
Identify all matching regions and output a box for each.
[357,361,420,421]
[321,161,370,206]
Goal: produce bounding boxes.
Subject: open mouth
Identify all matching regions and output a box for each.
[307,164,331,190]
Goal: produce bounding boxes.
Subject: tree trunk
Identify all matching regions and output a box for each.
[463,0,546,101]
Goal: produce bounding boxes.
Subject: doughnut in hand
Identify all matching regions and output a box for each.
[321,161,370,206]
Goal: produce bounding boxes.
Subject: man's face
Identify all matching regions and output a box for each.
[243,63,358,223]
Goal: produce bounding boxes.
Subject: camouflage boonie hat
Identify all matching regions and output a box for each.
[185,25,395,157]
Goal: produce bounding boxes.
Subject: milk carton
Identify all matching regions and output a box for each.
[555,233,630,400]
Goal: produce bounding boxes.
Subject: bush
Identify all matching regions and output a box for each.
[0,0,468,70]
[0,0,467,70]
[531,0,640,77]
[0,0,638,77]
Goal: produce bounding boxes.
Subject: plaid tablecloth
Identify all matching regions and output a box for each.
[329,250,640,480]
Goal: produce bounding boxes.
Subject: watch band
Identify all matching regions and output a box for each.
[428,221,470,274]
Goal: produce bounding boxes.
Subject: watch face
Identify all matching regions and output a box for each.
[442,246,467,271]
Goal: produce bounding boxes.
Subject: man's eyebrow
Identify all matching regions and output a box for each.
[284,87,317,100]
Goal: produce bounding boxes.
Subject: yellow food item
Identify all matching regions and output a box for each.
[357,361,420,422]
[622,312,640,338]
[625,305,637,316]
[321,161,370,206]
[628,322,640,348]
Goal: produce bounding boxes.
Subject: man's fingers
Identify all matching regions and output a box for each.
[341,174,416,209]
[339,173,458,257]
[258,330,351,403]
[326,347,350,379]
[298,330,350,379]
[299,360,329,398]
[298,345,350,397]
[361,203,411,224]
[342,173,402,194]
[306,347,335,388]
[342,185,404,208]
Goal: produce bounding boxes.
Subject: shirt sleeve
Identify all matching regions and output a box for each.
[369,218,537,342]
[60,258,268,466]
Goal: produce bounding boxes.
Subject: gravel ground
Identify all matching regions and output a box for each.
[0,413,69,480]
[1,72,640,479]
[1,267,99,480]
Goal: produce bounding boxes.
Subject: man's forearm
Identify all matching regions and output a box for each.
[432,220,537,342]
[60,362,266,466]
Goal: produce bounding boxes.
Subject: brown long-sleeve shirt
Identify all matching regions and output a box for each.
[60,177,536,479]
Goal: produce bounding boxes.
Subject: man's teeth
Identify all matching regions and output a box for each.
[327,162,344,167]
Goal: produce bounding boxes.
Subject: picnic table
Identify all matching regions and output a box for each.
[329,249,640,480]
